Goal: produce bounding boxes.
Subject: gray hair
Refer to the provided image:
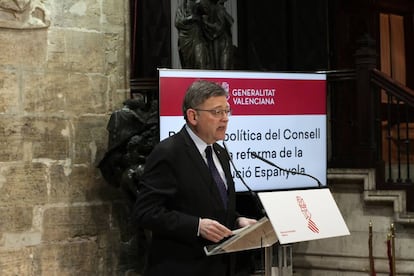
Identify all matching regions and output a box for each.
[182,80,228,120]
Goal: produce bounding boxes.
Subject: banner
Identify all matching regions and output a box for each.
[159,69,327,192]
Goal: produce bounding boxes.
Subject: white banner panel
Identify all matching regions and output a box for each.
[159,69,327,192]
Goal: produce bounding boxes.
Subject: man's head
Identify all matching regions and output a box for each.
[183,80,230,144]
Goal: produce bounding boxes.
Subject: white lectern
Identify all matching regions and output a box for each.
[204,188,350,276]
[204,216,278,276]
[204,216,277,255]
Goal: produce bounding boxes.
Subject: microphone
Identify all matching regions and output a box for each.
[222,142,266,217]
[250,151,322,187]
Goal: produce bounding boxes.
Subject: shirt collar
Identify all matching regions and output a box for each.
[185,124,210,155]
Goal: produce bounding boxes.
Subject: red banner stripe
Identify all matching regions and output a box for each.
[160,77,326,116]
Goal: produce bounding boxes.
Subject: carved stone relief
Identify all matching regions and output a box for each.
[0,0,50,29]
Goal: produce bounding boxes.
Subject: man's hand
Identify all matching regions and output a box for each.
[199,218,232,243]
[236,217,257,228]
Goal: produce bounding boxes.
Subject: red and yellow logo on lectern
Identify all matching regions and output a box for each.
[296,195,320,233]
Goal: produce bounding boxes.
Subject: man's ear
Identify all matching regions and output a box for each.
[186,109,197,125]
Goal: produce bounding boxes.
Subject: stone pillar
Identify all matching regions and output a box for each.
[0,1,130,274]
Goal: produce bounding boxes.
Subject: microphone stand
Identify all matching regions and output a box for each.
[222,142,266,217]
[222,142,269,276]
[250,152,323,188]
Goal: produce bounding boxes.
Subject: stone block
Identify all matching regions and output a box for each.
[51,1,103,31]
[0,206,33,233]
[22,71,68,113]
[48,164,122,203]
[63,73,108,114]
[73,115,108,165]
[0,115,70,161]
[32,235,119,275]
[0,69,19,114]
[48,164,89,203]
[103,32,126,74]
[23,70,108,114]
[0,29,47,67]
[46,29,106,73]
[42,204,111,242]
[0,116,25,161]
[102,1,126,27]
[109,89,130,112]
[0,248,33,275]
[0,234,120,275]
[2,232,42,249]
[0,163,48,205]
[21,116,71,160]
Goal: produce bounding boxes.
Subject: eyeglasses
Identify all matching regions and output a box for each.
[194,108,231,117]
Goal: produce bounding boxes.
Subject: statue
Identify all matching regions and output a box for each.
[202,0,234,69]
[98,97,158,274]
[175,0,212,69]
[175,0,234,69]
[100,98,158,197]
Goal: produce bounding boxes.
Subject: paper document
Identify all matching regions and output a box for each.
[204,217,278,256]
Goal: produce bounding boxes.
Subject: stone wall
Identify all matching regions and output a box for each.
[0,1,130,275]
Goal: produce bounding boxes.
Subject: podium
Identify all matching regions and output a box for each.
[204,188,350,276]
[204,216,277,256]
[204,216,279,276]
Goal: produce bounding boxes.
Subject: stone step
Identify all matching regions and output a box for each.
[328,168,414,225]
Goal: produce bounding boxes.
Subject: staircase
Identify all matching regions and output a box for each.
[292,168,414,275]
[329,168,414,225]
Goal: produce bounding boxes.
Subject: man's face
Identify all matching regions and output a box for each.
[188,95,229,144]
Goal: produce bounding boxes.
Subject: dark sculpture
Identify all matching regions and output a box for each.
[175,0,234,69]
[98,97,158,274]
[203,0,234,69]
[99,98,158,199]
[175,0,212,69]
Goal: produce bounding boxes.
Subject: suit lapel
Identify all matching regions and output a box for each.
[180,127,229,209]
[180,127,209,175]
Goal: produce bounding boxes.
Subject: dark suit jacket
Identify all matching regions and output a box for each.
[133,126,237,276]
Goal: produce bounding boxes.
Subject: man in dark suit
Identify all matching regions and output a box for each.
[133,80,256,276]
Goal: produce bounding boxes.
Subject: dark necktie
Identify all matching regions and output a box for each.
[205,145,228,207]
